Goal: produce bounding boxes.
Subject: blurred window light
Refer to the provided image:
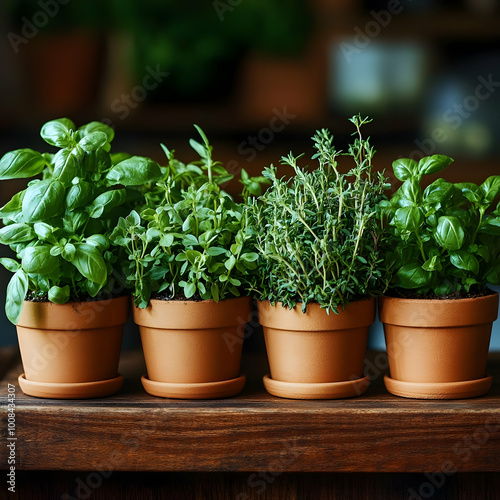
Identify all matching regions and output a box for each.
[330,40,427,114]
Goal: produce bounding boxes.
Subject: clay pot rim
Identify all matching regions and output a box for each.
[379,292,499,327]
[133,295,252,330]
[257,298,376,331]
[380,292,498,305]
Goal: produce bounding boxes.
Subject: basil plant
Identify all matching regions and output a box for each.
[0,118,163,323]
[381,155,500,296]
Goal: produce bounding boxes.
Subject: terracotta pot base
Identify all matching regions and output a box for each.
[262,374,370,400]
[141,374,246,399]
[384,374,493,400]
[18,373,123,399]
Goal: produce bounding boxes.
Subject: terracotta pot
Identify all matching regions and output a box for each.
[17,296,128,399]
[258,299,375,399]
[133,297,252,398]
[379,293,499,399]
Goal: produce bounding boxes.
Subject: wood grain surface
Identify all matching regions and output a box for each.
[1,349,500,474]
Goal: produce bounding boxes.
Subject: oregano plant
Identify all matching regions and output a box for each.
[110,126,264,308]
[247,115,389,313]
[0,118,163,323]
[380,155,500,297]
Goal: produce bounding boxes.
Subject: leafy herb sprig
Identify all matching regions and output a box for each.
[111,126,262,308]
[381,155,500,296]
[248,115,389,313]
[0,118,163,323]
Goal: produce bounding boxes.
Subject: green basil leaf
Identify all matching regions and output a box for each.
[0,190,26,220]
[40,118,75,148]
[211,283,220,302]
[0,258,20,272]
[393,206,423,233]
[78,122,114,143]
[422,255,442,272]
[61,243,76,261]
[66,181,94,210]
[106,156,162,186]
[0,223,35,244]
[73,243,107,285]
[48,285,70,304]
[486,264,500,285]
[89,189,127,218]
[479,176,500,204]
[418,155,454,176]
[423,178,453,205]
[33,222,56,242]
[78,131,108,153]
[22,180,65,222]
[395,263,433,289]
[22,246,59,274]
[392,158,417,181]
[52,148,80,186]
[0,149,45,180]
[5,270,28,324]
[435,216,465,250]
[449,250,480,274]
[398,179,421,203]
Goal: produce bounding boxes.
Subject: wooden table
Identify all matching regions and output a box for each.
[1,348,500,499]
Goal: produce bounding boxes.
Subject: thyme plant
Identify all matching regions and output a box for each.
[248,115,389,313]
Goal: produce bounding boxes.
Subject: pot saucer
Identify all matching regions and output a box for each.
[141,374,246,399]
[18,373,123,399]
[384,374,493,400]
[262,374,370,400]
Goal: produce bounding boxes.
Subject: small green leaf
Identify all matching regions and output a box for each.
[0,223,35,244]
[393,206,423,233]
[48,285,70,304]
[392,158,417,181]
[40,118,75,148]
[0,149,45,180]
[479,176,500,204]
[449,251,480,274]
[184,282,196,298]
[211,283,220,302]
[395,263,433,289]
[52,148,80,186]
[207,247,227,256]
[435,216,465,250]
[5,270,28,324]
[418,155,454,176]
[241,252,259,262]
[66,181,94,210]
[78,131,108,152]
[106,156,162,186]
[0,258,20,272]
[73,243,107,285]
[22,180,65,222]
[22,246,59,275]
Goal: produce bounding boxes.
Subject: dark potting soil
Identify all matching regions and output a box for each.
[151,291,204,302]
[385,287,496,300]
[25,290,129,303]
